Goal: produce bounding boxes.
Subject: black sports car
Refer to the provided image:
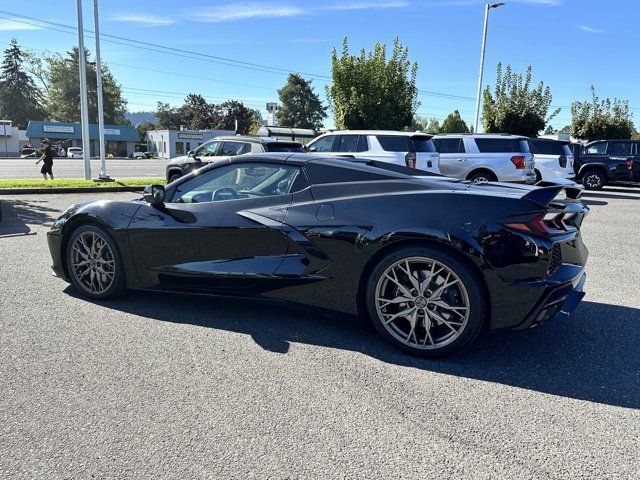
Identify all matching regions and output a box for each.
[47,154,589,357]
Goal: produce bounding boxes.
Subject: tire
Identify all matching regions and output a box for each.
[366,246,486,358]
[535,169,542,183]
[168,173,181,184]
[582,170,606,190]
[66,224,127,300]
[467,170,497,183]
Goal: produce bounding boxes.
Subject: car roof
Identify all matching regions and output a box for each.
[433,133,526,140]
[318,130,433,138]
[213,135,301,144]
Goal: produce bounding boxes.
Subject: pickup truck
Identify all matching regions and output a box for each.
[574,140,640,190]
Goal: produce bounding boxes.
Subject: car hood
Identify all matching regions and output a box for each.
[168,155,195,166]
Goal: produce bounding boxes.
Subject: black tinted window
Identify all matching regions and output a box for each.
[529,140,566,155]
[475,138,523,153]
[412,136,436,153]
[607,142,633,156]
[433,138,463,154]
[357,135,368,152]
[377,135,412,152]
[335,135,360,152]
[265,142,304,153]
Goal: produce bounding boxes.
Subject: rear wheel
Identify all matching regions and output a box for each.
[168,172,181,184]
[467,170,497,183]
[366,246,486,357]
[582,170,606,190]
[535,169,542,183]
[66,224,126,299]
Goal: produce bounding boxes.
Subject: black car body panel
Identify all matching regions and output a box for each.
[49,153,589,331]
[575,140,639,184]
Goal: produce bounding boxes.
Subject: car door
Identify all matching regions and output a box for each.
[632,142,640,181]
[127,161,303,292]
[307,135,337,154]
[606,141,635,181]
[433,137,466,178]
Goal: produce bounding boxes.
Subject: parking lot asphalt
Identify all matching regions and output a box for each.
[0,157,166,179]
[1,188,639,479]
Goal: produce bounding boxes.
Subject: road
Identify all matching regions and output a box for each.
[1,188,639,478]
[0,157,166,179]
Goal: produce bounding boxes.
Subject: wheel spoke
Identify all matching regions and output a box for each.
[405,309,419,343]
[422,316,435,346]
[429,309,461,333]
[378,295,412,309]
[430,300,468,318]
[70,231,116,294]
[398,260,420,292]
[384,271,412,298]
[382,307,415,325]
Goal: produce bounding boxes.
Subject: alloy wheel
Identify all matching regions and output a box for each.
[70,231,116,294]
[374,257,470,350]
[584,173,602,189]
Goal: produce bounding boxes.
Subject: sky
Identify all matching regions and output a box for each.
[0,0,638,130]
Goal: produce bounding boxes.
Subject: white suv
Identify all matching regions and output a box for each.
[67,147,83,158]
[527,138,575,181]
[432,134,536,183]
[305,130,440,174]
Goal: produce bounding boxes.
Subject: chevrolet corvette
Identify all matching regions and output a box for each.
[47,154,589,357]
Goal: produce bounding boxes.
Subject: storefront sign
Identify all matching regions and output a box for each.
[104,128,121,136]
[43,125,74,134]
[178,133,203,140]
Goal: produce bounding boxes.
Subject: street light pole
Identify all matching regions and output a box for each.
[473,2,505,134]
[92,0,111,181]
[76,0,91,179]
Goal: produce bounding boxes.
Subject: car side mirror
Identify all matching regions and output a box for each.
[187,150,194,157]
[143,184,166,205]
[302,145,309,152]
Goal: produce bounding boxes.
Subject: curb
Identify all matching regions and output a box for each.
[0,186,147,195]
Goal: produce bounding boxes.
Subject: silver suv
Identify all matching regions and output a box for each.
[305,130,440,174]
[432,134,536,183]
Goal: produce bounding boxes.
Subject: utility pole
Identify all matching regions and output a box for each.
[473,2,506,134]
[76,0,91,179]
[93,0,111,181]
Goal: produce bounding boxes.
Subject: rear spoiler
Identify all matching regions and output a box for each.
[524,179,583,207]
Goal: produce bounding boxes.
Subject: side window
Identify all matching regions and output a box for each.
[196,140,220,157]
[357,135,369,152]
[474,138,523,153]
[606,142,633,156]
[172,163,301,203]
[335,135,360,152]
[220,141,248,156]
[308,135,335,153]
[586,142,606,154]
[433,138,463,154]
[376,135,412,152]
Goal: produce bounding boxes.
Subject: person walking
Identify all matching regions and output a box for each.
[35,139,55,180]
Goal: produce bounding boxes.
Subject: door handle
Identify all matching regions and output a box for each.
[457,158,465,162]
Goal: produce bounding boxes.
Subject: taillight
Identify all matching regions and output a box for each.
[626,158,633,169]
[405,152,416,169]
[503,212,576,236]
[559,155,567,168]
[511,155,526,169]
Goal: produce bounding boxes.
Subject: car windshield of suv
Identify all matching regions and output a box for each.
[411,136,436,152]
[529,140,566,156]
[264,142,304,153]
[475,138,524,153]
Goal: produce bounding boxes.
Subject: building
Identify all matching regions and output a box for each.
[256,126,317,145]
[147,127,235,159]
[0,120,29,157]
[25,121,139,157]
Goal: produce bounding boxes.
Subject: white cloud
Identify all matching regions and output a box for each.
[322,1,409,10]
[189,3,304,22]
[580,25,605,34]
[110,14,175,27]
[0,18,43,30]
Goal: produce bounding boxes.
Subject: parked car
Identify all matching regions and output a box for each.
[166,136,304,183]
[129,151,147,159]
[527,138,575,181]
[574,140,640,190]
[304,130,440,174]
[48,153,588,357]
[67,147,83,158]
[20,145,36,157]
[432,134,536,184]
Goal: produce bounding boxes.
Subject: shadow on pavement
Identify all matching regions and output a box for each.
[581,191,640,201]
[0,199,59,237]
[68,286,640,410]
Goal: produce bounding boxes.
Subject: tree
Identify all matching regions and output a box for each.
[559,125,571,134]
[570,86,635,141]
[178,93,222,130]
[543,125,558,135]
[440,110,470,134]
[136,121,156,142]
[327,37,419,130]
[0,39,46,129]
[46,47,128,125]
[482,63,559,137]
[277,73,326,129]
[155,102,183,129]
[218,100,262,134]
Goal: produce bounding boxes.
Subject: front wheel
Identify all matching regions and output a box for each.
[168,173,181,184]
[366,246,486,358]
[467,171,497,183]
[582,170,606,190]
[66,224,127,299]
